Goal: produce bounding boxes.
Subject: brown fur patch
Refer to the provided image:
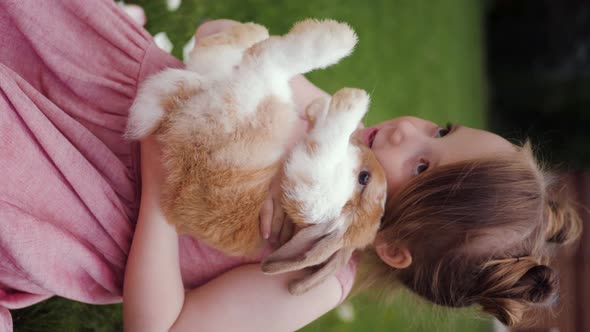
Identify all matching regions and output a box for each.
[280,190,310,227]
[305,140,319,155]
[162,135,281,255]
[343,144,387,249]
[156,91,295,257]
[280,169,315,227]
[160,81,200,113]
[197,23,267,50]
[329,88,367,114]
[244,40,264,59]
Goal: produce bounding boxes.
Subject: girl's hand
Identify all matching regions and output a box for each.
[259,173,296,248]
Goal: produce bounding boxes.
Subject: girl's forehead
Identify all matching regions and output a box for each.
[437,127,516,166]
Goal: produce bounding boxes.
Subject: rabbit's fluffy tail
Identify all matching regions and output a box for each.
[125,69,201,140]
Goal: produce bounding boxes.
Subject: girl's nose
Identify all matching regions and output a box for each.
[390,120,418,146]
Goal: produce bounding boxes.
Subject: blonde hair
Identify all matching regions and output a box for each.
[359,142,582,326]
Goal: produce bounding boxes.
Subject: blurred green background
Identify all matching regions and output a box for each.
[12,0,493,331]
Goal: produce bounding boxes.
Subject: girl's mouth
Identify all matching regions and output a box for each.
[365,128,378,148]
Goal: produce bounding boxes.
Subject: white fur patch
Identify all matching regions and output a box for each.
[282,88,370,226]
[125,69,202,140]
[283,145,361,225]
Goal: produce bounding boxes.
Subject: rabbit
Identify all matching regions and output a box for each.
[125,19,387,295]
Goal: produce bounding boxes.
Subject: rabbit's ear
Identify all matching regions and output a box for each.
[288,247,354,295]
[261,219,345,275]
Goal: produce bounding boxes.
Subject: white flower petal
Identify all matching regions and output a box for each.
[182,35,196,63]
[335,302,355,322]
[167,0,182,11]
[493,319,509,332]
[118,3,147,26]
[154,32,173,53]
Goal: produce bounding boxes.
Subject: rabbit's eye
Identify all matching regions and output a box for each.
[358,171,371,185]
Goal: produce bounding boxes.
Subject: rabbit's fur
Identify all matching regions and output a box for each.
[126,20,387,294]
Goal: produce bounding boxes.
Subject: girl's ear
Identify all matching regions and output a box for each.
[375,238,412,269]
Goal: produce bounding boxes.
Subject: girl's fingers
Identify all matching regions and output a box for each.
[269,197,285,246]
[259,194,273,239]
[279,216,295,246]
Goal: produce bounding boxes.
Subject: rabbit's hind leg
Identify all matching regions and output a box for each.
[125,69,202,140]
[186,22,269,81]
[244,19,357,80]
[232,20,358,120]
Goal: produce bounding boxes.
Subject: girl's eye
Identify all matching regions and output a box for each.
[415,160,429,175]
[435,122,453,138]
[358,171,371,185]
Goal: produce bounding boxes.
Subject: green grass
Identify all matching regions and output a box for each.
[12,0,490,331]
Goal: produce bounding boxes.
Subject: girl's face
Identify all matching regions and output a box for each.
[358,116,517,196]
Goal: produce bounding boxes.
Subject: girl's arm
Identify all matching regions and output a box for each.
[124,20,344,331]
[123,138,184,332]
[170,264,341,332]
[123,138,343,332]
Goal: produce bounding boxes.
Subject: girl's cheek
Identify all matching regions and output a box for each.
[383,161,407,196]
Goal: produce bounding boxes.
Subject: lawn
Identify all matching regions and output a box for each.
[12,0,492,331]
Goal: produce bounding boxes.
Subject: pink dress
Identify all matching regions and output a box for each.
[0,0,355,330]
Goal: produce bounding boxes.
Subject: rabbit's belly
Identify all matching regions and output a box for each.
[209,117,297,170]
[167,163,274,256]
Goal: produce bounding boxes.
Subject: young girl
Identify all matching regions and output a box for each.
[127,91,581,331]
[0,1,580,332]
